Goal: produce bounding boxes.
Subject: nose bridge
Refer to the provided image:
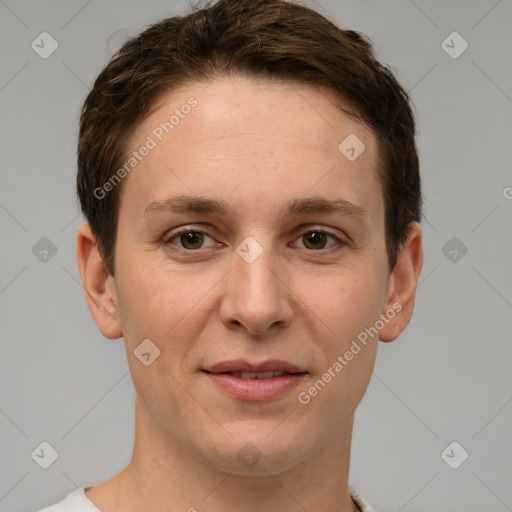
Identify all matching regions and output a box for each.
[237,243,278,300]
[234,235,281,308]
[221,235,292,334]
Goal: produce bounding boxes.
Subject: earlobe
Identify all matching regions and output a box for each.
[76,223,123,340]
[380,222,423,343]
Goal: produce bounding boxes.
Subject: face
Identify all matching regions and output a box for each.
[86,77,411,475]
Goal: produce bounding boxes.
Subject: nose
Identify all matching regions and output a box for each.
[219,241,294,337]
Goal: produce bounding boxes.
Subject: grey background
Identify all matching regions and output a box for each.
[1,0,511,511]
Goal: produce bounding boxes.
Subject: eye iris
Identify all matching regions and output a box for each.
[303,231,327,250]
[181,231,204,249]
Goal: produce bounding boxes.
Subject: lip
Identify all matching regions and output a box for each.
[203,359,306,374]
[202,359,308,402]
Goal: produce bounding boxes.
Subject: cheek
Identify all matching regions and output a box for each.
[114,258,222,378]
[304,269,384,345]
[115,259,193,331]
[295,274,381,430]
[114,266,205,408]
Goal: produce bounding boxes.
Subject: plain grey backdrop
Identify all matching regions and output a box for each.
[1,0,511,511]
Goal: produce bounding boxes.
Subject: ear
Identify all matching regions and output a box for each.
[76,222,123,339]
[379,222,423,342]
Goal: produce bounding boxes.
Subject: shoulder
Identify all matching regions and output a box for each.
[349,485,376,512]
[37,485,374,512]
[35,487,101,512]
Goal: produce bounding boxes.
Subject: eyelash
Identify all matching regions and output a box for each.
[162,226,348,253]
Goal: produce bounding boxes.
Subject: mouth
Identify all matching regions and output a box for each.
[207,370,297,379]
[203,359,307,375]
[202,359,308,401]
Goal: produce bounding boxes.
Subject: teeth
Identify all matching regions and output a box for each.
[229,370,287,379]
[254,371,274,379]
[239,371,257,379]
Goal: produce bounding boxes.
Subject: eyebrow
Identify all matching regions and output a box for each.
[144,195,230,217]
[286,197,368,219]
[143,195,368,221]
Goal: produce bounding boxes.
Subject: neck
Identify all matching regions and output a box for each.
[87,395,359,512]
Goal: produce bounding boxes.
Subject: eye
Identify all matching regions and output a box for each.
[292,229,344,251]
[164,228,218,250]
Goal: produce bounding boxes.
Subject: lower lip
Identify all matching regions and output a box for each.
[204,372,307,401]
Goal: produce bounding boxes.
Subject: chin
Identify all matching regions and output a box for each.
[198,420,313,476]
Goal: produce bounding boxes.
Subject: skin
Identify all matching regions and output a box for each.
[77,76,423,512]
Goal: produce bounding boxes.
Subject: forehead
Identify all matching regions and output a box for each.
[119,77,383,224]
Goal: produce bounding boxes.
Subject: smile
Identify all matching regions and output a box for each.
[223,370,287,379]
[202,359,308,401]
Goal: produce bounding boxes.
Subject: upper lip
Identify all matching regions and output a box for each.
[203,359,307,374]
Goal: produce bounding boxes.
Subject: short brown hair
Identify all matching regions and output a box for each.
[77,0,421,275]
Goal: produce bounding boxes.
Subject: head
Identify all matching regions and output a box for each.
[77,0,422,475]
